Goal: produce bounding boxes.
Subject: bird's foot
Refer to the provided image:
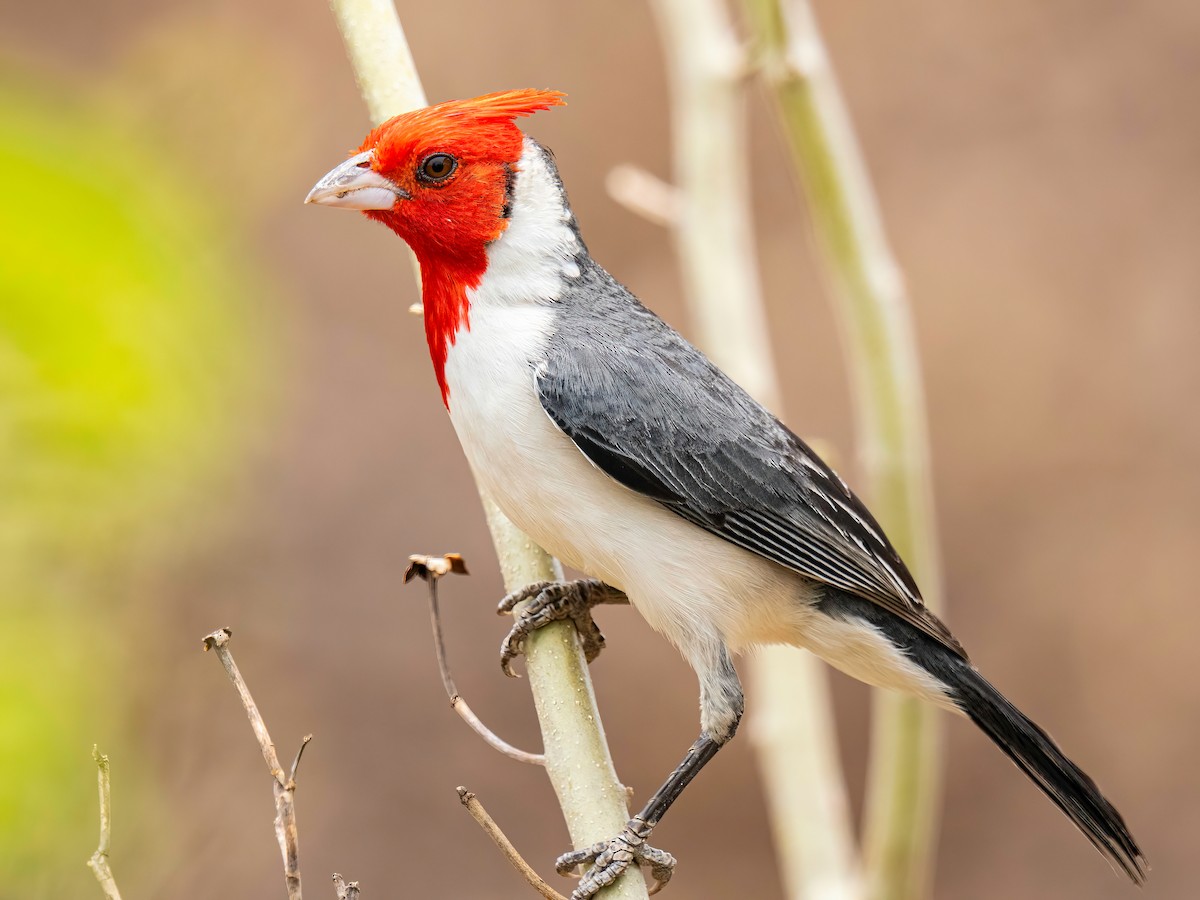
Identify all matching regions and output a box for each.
[555,818,675,898]
[498,579,626,677]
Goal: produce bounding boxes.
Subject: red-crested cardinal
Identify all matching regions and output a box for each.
[306,90,1144,897]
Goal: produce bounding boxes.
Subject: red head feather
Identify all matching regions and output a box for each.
[356,90,566,405]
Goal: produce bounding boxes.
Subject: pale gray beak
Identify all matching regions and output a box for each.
[304,151,410,210]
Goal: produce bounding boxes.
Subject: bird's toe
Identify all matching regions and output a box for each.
[556,826,676,898]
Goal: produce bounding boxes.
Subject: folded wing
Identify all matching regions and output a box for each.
[536,293,963,657]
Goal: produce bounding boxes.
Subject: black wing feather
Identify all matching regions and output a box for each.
[537,265,963,657]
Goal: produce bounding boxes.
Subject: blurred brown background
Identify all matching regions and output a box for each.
[1,1,1196,898]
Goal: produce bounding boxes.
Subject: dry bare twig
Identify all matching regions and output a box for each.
[203,627,309,900]
[457,787,568,900]
[405,554,546,766]
[87,746,123,900]
[333,873,361,900]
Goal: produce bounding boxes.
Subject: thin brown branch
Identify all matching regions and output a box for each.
[203,627,303,900]
[87,746,123,900]
[289,734,314,787]
[405,554,546,766]
[450,696,544,766]
[456,787,568,900]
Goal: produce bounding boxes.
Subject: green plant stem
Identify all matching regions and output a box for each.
[645,2,861,898]
[743,2,946,899]
[327,0,426,123]
[87,746,123,900]
[325,3,647,896]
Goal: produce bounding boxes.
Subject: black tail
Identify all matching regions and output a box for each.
[947,661,1147,883]
[816,586,1145,882]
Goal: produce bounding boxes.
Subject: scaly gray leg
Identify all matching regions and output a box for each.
[555,642,744,898]
[498,579,629,677]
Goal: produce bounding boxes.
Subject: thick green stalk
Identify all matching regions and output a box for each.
[481,497,644,869]
[743,2,946,899]
[325,3,647,895]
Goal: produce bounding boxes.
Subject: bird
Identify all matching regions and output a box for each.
[306,89,1145,897]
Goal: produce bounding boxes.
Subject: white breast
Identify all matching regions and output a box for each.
[441,300,813,664]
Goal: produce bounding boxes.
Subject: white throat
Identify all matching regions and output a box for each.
[476,138,582,308]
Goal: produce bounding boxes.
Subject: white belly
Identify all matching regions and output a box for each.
[441,305,814,657]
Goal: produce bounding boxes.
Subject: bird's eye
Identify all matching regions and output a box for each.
[418,153,457,183]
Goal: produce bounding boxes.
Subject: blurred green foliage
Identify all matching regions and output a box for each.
[0,73,265,894]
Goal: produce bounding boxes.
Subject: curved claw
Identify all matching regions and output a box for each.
[499,626,526,678]
[556,825,676,899]
[497,580,615,677]
[497,581,553,616]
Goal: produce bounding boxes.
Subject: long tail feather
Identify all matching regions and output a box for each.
[816,586,1146,882]
[947,662,1147,883]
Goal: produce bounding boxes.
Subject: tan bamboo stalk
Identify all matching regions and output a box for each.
[644,2,862,898]
[324,3,648,896]
[743,2,947,899]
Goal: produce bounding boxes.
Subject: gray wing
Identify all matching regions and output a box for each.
[538,271,963,657]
